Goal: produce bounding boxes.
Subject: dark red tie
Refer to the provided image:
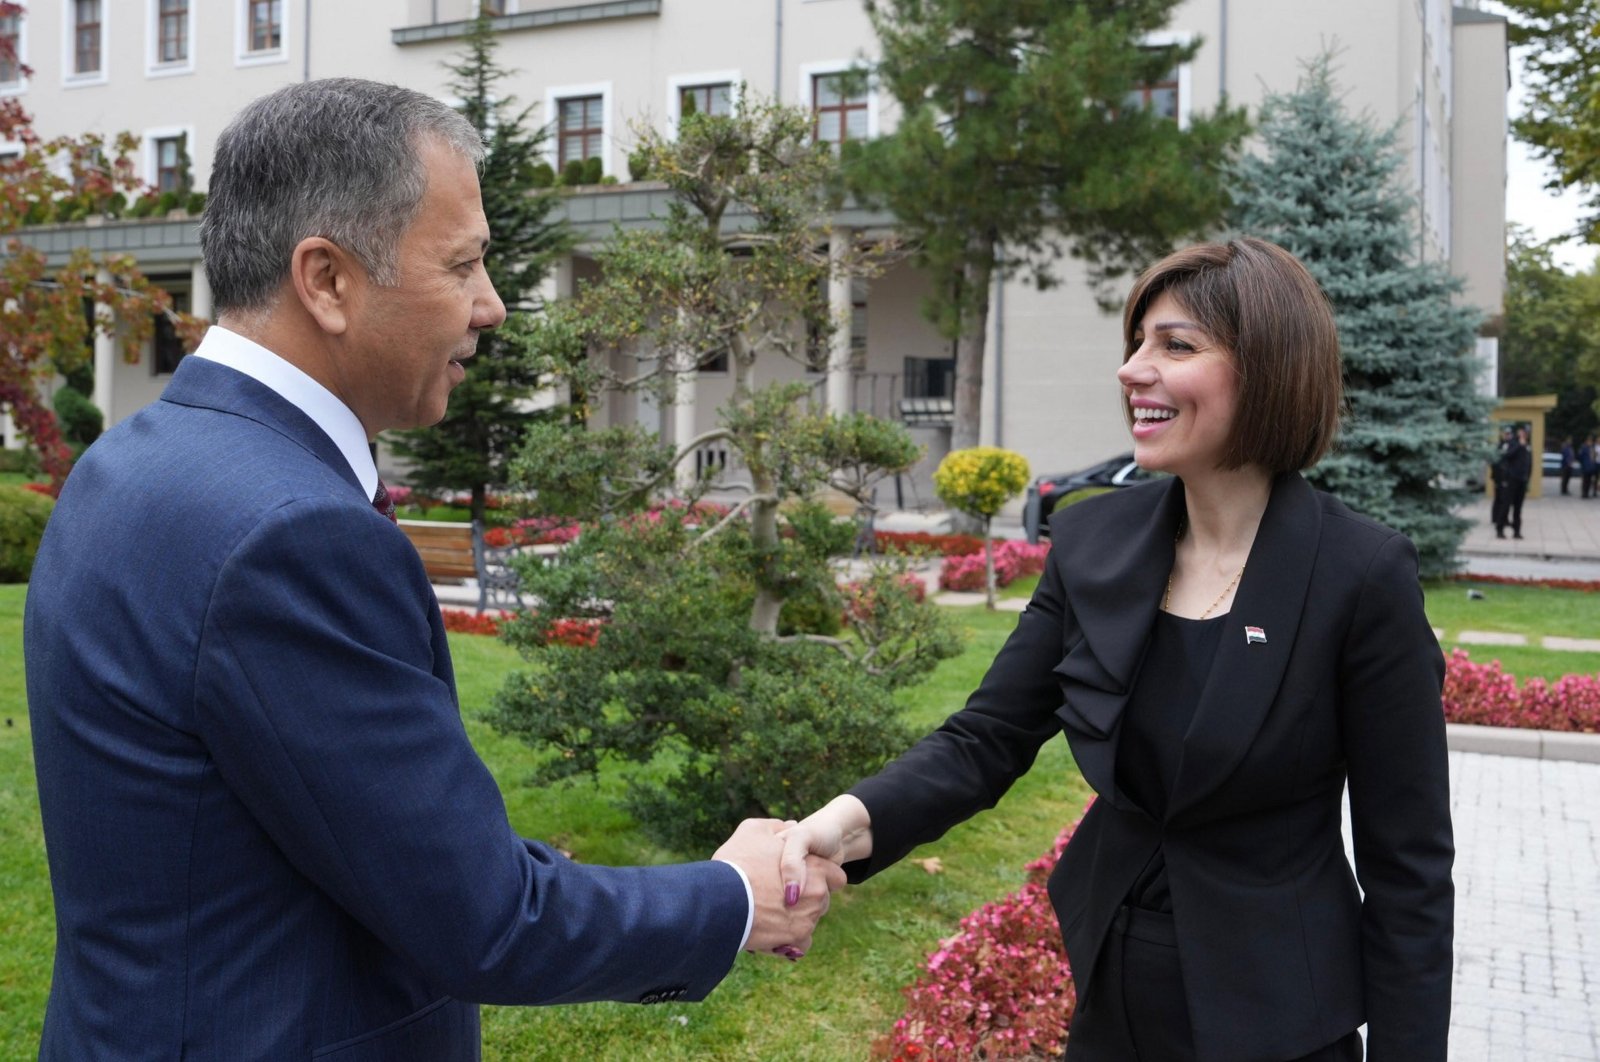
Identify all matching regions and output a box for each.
[372,479,397,523]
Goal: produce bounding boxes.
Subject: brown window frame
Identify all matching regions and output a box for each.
[0,11,19,84]
[556,95,604,170]
[1125,65,1180,121]
[247,0,281,54]
[158,0,189,64]
[155,136,183,194]
[74,0,102,75]
[678,83,733,120]
[811,73,867,146]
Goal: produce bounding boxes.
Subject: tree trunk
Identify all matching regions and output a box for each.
[983,518,996,610]
[951,242,994,453]
[749,482,784,636]
[471,483,487,525]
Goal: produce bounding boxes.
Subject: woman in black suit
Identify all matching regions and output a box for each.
[779,238,1453,1061]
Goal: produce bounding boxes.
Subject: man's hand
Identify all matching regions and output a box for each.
[713,818,845,959]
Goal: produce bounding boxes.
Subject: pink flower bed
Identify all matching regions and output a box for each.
[939,541,1051,592]
[1443,649,1600,733]
[873,804,1089,1061]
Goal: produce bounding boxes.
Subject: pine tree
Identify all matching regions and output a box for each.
[387,10,572,523]
[1228,55,1491,577]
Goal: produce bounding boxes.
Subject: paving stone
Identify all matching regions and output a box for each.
[1456,629,1530,646]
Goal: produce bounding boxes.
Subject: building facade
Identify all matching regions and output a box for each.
[6,0,1507,510]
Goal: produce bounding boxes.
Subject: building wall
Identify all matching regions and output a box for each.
[12,0,1508,511]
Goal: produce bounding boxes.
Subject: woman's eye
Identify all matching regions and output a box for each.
[1167,338,1194,353]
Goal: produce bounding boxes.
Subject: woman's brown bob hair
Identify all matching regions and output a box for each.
[1122,237,1342,474]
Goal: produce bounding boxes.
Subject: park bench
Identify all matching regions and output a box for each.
[396,518,526,614]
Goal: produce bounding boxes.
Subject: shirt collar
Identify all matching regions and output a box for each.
[191,326,378,500]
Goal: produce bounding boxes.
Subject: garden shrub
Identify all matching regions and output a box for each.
[874,802,1090,1060]
[940,540,1050,592]
[0,484,55,582]
[0,447,41,475]
[1443,649,1600,733]
[875,531,985,557]
[52,386,103,446]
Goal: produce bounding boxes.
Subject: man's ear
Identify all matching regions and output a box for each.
[289,236,358,336]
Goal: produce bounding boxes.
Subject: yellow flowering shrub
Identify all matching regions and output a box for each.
[933,447,1031,520]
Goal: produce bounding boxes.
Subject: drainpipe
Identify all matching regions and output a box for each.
[303,0,312,80]
[774,0,783,100]
[1218,0,1227,98]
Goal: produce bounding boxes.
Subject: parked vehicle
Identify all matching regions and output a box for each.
[1021,453,1165,543]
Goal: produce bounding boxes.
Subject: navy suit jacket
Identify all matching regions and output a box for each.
[26,356,749,1060]
[845,474,1454,1062]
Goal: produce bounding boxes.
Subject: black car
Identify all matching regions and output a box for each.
[1021,453,1165,543]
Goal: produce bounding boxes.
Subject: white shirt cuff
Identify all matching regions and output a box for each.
[715,859,756,952]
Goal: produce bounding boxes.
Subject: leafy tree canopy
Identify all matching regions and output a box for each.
[1501,225,1600,441]
[1498,0,1600,244]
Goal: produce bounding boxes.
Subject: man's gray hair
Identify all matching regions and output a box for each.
[199,78,484,313]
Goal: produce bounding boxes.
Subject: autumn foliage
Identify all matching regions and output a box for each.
[0,32,205,492]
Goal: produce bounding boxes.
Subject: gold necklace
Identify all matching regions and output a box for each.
[1163,525,1246,618]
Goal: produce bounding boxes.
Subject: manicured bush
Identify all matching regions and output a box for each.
[51,386,103,446]
[582,156,604,185]
[0,447,40,475]
[874,802,1089,1060]
[561,159,588,186]
[0,484,55,582]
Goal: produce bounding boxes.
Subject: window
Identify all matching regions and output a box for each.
[1124,64,1179,121]
[483,0,510,13]
[247,0,280,53]
[74,0,102,75]
[557,95,603,169]
[679,83,732,119]
[903,356,954,400]
[0,11,20,85]
[158,0,188,63]
[155,136,184,193]
[812,73,867,145]
[152,286,190,375]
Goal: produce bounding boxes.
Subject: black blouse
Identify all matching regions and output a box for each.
[1116,609,1226,911]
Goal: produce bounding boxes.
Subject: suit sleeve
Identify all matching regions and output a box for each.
[1339,532,1454,1061]
[193,498,749,1005]
[844,546,1068,881]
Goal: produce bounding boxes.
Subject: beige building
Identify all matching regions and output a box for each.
[6,0,1507,512]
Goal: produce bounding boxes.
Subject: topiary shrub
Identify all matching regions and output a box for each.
[51,385,103,446]
[933,446,1031,609]
[627,149,651,181]
[0,484,55,582]
[581,156,604,185]
[528,161,556,188]
[560,158,587,186]
[184,191,207,214]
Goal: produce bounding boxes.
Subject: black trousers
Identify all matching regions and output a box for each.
[1064,907,1363,1062]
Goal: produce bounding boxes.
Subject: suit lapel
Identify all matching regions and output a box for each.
[160,355,364,496]
[1167,473,1322,820]
[1052,478,1185,808]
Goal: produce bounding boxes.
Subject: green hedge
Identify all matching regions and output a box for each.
[0,486,54,582]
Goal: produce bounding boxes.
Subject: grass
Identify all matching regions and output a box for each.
[1425,579,1600,681]
[3,575,1596,1057]
[0,588,1085,1059]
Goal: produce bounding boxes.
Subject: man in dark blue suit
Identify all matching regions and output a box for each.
[25,78,841,1061]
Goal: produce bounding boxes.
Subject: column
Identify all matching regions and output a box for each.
[674,350,699,492]
[826,226,853,416]
[190,259,213,322]
[92,267,116,426]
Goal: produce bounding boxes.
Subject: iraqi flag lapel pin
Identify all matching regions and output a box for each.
[1244,626,1267,646]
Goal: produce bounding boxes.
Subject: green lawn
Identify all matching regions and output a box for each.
[1425,580,1600,681]
[3,576,1596,1058]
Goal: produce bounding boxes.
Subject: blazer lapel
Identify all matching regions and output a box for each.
[159,355,365,497]
[1052,478,1185,808]
[1167,473,1322,820]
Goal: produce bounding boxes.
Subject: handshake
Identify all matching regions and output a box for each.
[710,795,873,961]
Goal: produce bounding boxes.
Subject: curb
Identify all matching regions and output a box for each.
[1446,722,1600,765]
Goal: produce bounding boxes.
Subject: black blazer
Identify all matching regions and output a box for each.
[846,473,1453,1062]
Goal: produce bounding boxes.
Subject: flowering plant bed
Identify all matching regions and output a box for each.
[875,531,987,557]
[440,608,602,647]
[1448,573,1600,594]
[939,541,1051,592]
[1443,649,1600,733]
[874,803,1089,1060]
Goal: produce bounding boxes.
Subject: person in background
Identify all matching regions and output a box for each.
[1558,436,1576,496]
[1580,433,1598,499]
[25,78,840,1062]
[776,237,1453,1061]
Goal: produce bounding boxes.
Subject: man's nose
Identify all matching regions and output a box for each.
[475,277,507,330]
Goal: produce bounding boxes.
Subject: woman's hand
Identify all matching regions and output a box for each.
[776,795,874,908]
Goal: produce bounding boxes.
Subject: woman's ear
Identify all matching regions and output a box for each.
[289,236,357,336]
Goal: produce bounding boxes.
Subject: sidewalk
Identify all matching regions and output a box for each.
[1457,490,1600,579]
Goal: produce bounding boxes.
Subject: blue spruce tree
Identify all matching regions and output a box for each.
[1229,55,1491,577]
